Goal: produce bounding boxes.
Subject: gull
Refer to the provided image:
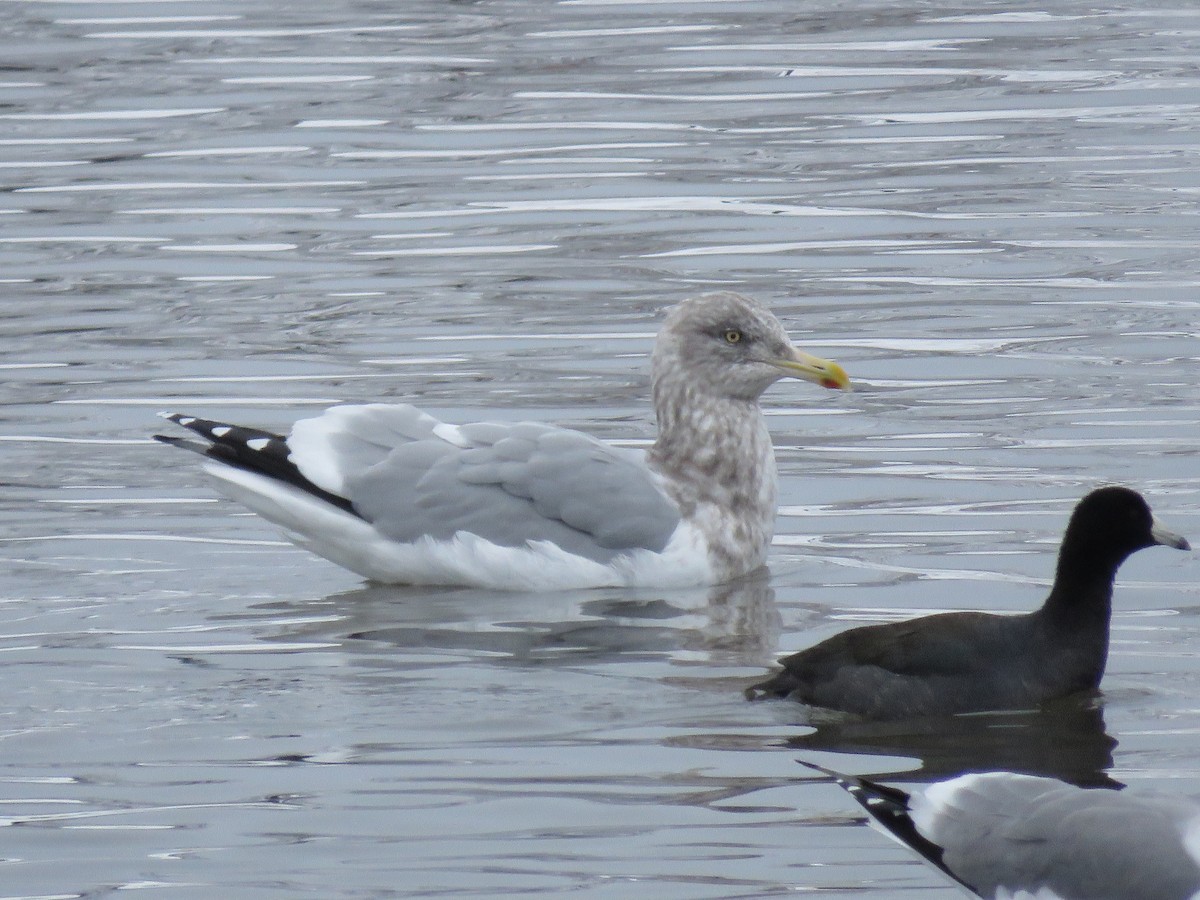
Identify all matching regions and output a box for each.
[156,291,849,590]
[805,761,1200,900]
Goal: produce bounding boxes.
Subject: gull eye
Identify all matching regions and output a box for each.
[724,329,742,344]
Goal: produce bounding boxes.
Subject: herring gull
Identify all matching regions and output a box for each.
[156,291,849,590]
[748,487,1190,718]
[804,761,1200,900]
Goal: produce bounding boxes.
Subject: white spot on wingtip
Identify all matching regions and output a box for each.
[247,438,271,451]
[178,416,196,426]
[211,426,232,438]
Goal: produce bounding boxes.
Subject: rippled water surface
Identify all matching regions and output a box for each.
[3,0,1200,896]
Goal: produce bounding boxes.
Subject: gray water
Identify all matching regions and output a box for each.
[2,0,1199,896]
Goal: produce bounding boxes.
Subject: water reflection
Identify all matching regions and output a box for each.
[274,571,780,665]
[788,695,1119,788]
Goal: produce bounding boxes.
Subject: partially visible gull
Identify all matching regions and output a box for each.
[749,486,1190,718]
[804,761,1200,900]
[156,291,849,591]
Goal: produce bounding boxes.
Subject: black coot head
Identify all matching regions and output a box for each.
[1062,487,1189,565]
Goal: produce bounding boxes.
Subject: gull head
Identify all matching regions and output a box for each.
[653,291,849,404]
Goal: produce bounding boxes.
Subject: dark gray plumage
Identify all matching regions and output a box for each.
[806,762,1200,900]
[750,487,1190,719]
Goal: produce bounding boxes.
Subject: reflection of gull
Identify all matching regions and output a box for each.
[749,487,1189,718]
[805,762,1200,900]
[274,573,779,664]
[157,292,848,590]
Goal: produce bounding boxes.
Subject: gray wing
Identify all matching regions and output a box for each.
[287,405,682,563]
[918,773,1200,900]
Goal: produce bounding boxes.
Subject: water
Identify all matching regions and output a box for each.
[2,0,1199,896]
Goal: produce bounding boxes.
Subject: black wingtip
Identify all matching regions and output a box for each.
[157,412,198,429]
[797,759,837,779]
[795,759,912,809]
[796,760,977,895]
[153,433,210,455]
[152,411,359,516]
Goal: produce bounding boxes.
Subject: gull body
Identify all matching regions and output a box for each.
[808,762,1200,900]
[157,292,848,590]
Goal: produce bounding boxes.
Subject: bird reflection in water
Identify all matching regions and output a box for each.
[277,571,780,666]
[787,694,1119,789]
